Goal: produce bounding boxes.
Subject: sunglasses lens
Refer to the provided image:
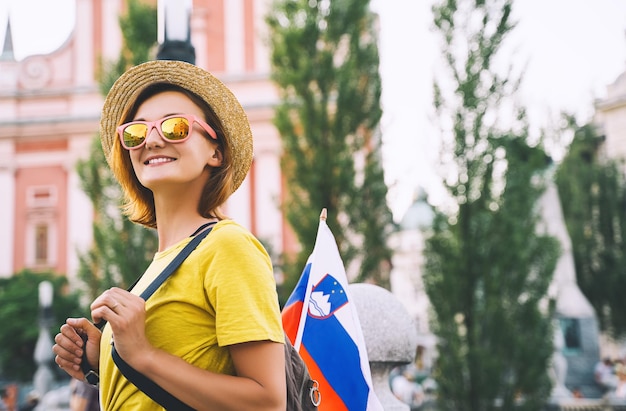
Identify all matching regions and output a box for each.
[161,117,190,141]
[122,124,148,148]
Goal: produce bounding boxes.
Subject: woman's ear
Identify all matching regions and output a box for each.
[208,148,223,167]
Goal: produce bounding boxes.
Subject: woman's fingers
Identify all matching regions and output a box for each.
[90,287,132,324]
[53,323,86,379]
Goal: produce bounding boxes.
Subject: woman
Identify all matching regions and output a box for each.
[53,60,286,411]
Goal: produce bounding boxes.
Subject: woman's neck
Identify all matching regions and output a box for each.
[155,216,218,251]
[152,193,217,251]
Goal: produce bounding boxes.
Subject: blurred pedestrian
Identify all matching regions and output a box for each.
[0,388,7,411]
[595,357,617,392]
[17,391,39,411]
[612,363,626,398]
[391,365,424,408]
[70,379,99,411]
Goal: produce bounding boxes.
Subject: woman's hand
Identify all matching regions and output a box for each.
[53,318,101,380]
[90,287,153,368]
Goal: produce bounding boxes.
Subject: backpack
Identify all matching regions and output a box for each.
[285,336,320,410]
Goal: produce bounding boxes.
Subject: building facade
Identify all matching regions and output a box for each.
[596,70,626,163]
[0,0,289,284]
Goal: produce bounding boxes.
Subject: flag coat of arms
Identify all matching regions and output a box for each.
[282,211,383,411]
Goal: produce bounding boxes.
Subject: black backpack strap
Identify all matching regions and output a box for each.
[138,224,213,300]
[111,224,214,410]
[112,347,194,410]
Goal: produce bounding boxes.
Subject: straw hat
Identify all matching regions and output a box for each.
[100,60,253,194]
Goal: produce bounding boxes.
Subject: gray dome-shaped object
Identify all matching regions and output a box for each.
[349,283,418,363]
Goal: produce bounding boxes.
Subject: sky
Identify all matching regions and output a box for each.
[1,0,626,220]
[369,0,626,218]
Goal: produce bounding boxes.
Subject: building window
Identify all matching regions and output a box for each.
[24,185,58,270]
[35,223,49,265]
[560,318,581,354]
[25,217,56,269]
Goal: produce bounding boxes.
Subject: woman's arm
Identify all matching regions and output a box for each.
[134,339,286,411]
[92,287,286,411]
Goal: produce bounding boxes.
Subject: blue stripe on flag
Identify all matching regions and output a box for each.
[302,314,370,411]
[284,263,311,307]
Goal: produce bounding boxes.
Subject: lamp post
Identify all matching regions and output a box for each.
[156,0,195,64]
[33,281,55,399]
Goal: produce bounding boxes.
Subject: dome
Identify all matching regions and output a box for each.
[400,188,434,231]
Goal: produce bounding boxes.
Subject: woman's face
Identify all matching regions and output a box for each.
[125,90,222,193]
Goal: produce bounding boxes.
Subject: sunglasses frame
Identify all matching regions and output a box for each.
[117,114,218,150]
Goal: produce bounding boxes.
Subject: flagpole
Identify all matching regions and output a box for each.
[320,208,327,221]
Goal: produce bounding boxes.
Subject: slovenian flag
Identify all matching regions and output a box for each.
[282,210,383,411]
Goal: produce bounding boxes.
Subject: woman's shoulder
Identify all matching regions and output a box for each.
[200,220,272,267]
[205,219,262,250]
[211,219,253,238]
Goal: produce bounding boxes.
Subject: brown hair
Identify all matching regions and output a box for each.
[109,83,235,228]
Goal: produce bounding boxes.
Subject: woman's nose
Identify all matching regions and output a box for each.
[144,125,165,149]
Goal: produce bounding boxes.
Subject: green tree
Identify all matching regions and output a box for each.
[266,0,395,295]
[76,0,158,299]
[555,118,626,338]
[0,270,81,382]
[423,1,559,409]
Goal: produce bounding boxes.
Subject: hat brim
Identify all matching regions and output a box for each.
[100,60,253,194]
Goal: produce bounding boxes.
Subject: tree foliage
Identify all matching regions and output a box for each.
[266,0,395,293]
[0,271,81,382]
[423,1,559,409]
[76,0,158,299]
[555,118,626,338]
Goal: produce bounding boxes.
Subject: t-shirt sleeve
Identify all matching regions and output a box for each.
[204,223,284,346]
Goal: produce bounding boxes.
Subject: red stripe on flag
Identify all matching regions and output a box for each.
[282,301,303,343]
[300,345,348,411]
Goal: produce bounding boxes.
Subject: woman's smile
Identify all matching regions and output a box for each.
[144,156,176,166]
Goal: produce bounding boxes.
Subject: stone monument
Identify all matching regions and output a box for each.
[33,281,55,400]
[538,176,601,398]
[350,283,419,411]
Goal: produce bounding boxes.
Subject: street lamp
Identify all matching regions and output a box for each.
[33,281,54,398]
[156,0,195,64]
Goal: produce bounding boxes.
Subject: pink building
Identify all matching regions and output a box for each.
[0,0,290,282]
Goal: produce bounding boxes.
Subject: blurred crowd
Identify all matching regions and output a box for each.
[389,353,626,408]
[0,386,38,411]
[390,345,437,410]
[0,379,98,411]
[595,356,626,399]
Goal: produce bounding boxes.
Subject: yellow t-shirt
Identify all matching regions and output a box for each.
[99,220,284,410]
